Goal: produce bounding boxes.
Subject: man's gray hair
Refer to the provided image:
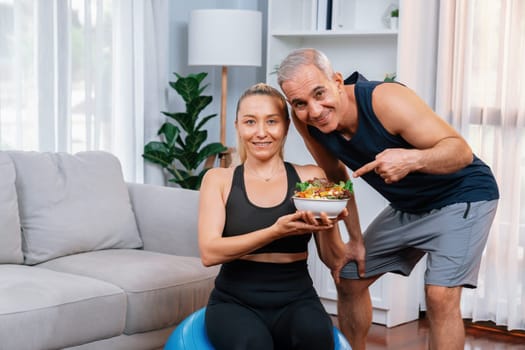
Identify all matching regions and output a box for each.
[277,48,334,87]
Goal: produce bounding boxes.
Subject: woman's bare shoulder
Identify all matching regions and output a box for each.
[205,166,235,177]
[202,166,236,188]
[291,163,327,182]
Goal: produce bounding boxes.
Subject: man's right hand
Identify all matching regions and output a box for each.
[345,239,366,278]
[329,238,366,284]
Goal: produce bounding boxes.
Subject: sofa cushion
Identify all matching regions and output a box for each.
[7,151,143,264]
[127,183,201,257]
[0,264,126,350]
[64,326,176,350]
[0,152,23,264]
[39,249,218,334]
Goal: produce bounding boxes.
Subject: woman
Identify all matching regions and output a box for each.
[198,83,346,350]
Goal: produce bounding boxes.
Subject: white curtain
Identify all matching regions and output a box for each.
[0,0,168,182]
[399,0,525,331]
[435,0,525,331]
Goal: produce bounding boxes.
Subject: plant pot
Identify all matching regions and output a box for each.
[390,17,398,30]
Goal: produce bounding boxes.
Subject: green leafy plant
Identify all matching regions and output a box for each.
[384,72,397,82]
[270,63,280,75]
[391,8,399,18]
[142,72,227,190]
[295,178,353,199]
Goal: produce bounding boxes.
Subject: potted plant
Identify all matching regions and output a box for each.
[390,8,399,30]
[142,72,227,190]
[384,72,397,82]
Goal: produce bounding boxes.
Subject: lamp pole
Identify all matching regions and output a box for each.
[220,66,229,168]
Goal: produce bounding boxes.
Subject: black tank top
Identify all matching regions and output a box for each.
[308,71,499,213]
[223,162,311,254]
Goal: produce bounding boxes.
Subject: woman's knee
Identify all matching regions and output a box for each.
[208,327,273,350]
[206,304,273,350]
[278,303,334,349]
[292,322,334,349]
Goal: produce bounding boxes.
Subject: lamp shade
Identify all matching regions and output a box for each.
[188,9,262,67]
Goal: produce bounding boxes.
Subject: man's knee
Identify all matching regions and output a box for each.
[425,285,462,315]
[337,276,378,300]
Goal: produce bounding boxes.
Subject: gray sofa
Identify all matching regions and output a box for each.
[0,151,218,350]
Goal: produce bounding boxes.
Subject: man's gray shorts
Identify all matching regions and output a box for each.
[340,200,498,288]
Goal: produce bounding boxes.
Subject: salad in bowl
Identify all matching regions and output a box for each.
[293,178,353,218]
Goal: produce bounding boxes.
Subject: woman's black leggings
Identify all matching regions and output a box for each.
[205,260,334,350]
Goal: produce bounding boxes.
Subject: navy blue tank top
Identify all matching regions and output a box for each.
[223,162,311,254]
[308,72,499,213]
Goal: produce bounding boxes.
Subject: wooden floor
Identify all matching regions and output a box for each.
[331,315,525,349]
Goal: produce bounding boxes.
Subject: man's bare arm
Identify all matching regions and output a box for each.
[355,84,473,182]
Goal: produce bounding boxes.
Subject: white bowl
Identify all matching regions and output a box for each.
[292,197,348,218]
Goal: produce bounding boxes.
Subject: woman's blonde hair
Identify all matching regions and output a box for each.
[235,83,290,163]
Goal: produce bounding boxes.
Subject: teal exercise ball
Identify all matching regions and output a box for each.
[164,308,214,349]
[333,326,352,350]
[164,307,352,349]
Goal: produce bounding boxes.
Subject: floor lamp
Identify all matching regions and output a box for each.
[188,9,262,167]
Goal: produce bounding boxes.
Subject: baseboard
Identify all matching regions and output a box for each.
[463,319,525,339]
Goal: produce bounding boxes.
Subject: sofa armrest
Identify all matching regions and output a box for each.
[127,182,200,257]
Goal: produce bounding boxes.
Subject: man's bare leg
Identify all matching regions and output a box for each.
[425,285,464,350]
[336,276,380,350]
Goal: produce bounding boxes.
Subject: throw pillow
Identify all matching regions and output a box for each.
[8,151,143,265]
[0,152,23,263]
